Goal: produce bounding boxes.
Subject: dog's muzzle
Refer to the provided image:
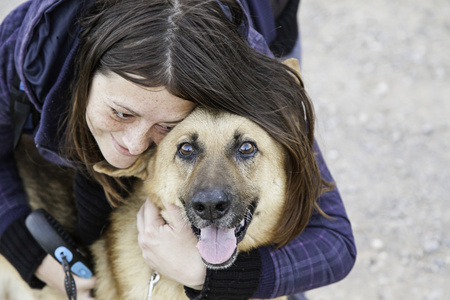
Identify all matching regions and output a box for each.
[187,188,256,268]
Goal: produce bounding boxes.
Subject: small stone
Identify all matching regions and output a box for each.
[371,238,385,251]
[375,82,389,96]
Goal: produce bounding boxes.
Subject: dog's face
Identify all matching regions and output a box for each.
[95,108,287,269]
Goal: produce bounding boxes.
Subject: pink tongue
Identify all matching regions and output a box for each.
[196,225,237,265]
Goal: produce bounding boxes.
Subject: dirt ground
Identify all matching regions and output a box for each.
[1,1,449,300]
[299,1,450,299]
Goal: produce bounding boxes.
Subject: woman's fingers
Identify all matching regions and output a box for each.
[137,198,165,231]
[135,198,206,288]
[161,200,187,231]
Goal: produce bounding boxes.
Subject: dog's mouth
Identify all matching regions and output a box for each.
[191,204,255,269]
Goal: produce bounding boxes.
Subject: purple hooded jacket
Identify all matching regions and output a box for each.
[0,0,356,297]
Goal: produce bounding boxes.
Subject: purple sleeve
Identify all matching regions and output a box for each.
[0,134,32,235]
[0,1,34,235]
[254,144,357,297]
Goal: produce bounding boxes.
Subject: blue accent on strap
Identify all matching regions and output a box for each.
[54,246,73,263]
[71,261,93,279]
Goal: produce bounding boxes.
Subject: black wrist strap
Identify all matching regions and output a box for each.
[25,209,94,300]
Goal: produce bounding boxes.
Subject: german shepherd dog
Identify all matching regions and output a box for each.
[1,60,309,300]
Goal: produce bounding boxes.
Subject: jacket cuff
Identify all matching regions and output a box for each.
[0,215,46,289]
[74,171,112,246]
[184,248,261,299]
[252,246,276,298]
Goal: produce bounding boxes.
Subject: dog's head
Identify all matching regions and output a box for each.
[95,107,292,269]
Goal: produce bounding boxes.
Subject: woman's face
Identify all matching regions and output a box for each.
[86,71,196,169]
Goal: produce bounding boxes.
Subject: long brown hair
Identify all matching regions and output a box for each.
[63,0,331,246]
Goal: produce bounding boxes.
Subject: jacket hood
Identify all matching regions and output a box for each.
[13,0,92,154]
[14,0,92,110]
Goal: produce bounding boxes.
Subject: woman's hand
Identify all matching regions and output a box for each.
[35,254,96,299]
[137,199,206,290]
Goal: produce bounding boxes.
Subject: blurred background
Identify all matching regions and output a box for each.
[0,1,21,20]
[1,0,449,299]
[300,1,450,299]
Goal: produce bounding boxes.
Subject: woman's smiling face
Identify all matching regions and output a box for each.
[86,71,196,169]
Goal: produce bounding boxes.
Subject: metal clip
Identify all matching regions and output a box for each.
[147,271,160,300]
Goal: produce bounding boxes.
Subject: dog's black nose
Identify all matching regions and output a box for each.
[191,188,231,220]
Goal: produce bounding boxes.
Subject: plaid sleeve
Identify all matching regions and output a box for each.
[253,143,357,298]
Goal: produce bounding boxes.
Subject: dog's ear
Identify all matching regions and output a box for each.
[93,149,154,180]
[282,58,300,75]
[282,58,304,88]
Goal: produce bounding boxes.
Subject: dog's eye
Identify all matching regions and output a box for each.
[178,143,194,156]
[239,142,256,155]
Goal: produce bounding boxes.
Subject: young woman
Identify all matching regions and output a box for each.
[0,0,356,299]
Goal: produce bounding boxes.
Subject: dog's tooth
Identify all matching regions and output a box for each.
[235,218,245,233]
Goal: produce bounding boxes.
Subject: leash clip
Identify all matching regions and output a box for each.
[61,255,77,300]
[147,271,160,300]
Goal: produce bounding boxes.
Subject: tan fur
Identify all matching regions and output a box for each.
[1,61,308,300]
[91,108,288,300]
[0,109,289,300]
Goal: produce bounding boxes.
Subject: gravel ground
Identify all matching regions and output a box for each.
[300,1,450,299]
[2,1,449,300]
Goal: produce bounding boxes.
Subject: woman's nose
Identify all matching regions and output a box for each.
[122,126,152,155]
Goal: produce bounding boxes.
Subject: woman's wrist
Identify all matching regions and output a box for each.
[36,254,96,299]
[35,254,66,290]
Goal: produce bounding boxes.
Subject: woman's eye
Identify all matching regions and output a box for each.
[239,142,256,155]
[178,143,194,156]
[159,125,174,132]
[112,108,133,119]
